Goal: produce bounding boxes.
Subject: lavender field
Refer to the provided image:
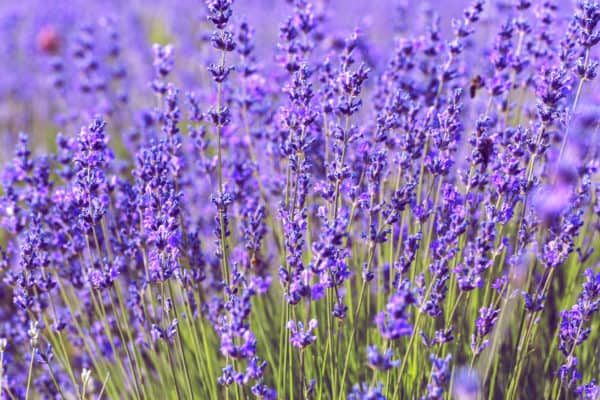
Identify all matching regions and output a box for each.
[0,0,599,399]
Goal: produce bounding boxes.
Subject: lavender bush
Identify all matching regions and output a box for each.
[0,0,600,399]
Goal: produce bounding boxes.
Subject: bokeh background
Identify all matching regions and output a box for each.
[0,0,544,158]
[0,0,587,163]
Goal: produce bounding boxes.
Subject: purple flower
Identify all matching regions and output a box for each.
[287,319,318,350]
[575,380,600,400]
[151,319,178,344]
[471,306,500,356]
[366,345,399,371]
[557,268,600,386]
[348,382,386,400]
[375,283,415,340]
[218,364,244,386]
[251,379,277,399]
[207,0,234,30]
[424,354,452,400]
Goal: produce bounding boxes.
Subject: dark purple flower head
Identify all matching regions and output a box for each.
[536,67,570,124]
[424,354,452,400]
[475,306,500,339]
[251,379,277,399]
[575,380,599,400]
[212,30,236,52]
[348,382,386,400]
[574,1,600,48]
[522,291,546,312]
[207,0,234,30]
[219,327,257,360]
[556,267,600,387]
[244,356,267,383]
[515,0,532,10]
[375,282,415,340]
[150,319,178,344]
[366,345,399,371]
[153,44,174,79]
[151,43,174,94]
[218,364,243,386]
[287,319,318,350]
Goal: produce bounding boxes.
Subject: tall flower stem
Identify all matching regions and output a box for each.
[24,346,35,400]
[215,49,230,286]
[558,48,590,163]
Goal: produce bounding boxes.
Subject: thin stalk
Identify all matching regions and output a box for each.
[167,282,195,400]
[558,48,590,164]
[97,372,111,400]
[551,321,585,400]
[338,188,379,397]
[46,362,68,400]
[331,115,350,221]
[106,289,144,399]
[165,343,184,400]
[24,347,35,400]
[392,281,435,400]
[338,278,368,399]
[215,49,230,286]
[507,267,555,398]
[199,311,219,398]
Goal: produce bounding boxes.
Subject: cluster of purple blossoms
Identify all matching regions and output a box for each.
[0,0,599,399]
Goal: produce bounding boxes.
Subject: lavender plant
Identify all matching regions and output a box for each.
[0,0,600,399]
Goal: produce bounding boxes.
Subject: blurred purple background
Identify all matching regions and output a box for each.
[0,0,583,161]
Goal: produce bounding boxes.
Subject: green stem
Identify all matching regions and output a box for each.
[338,279,368,399]
[25,347,35,400]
